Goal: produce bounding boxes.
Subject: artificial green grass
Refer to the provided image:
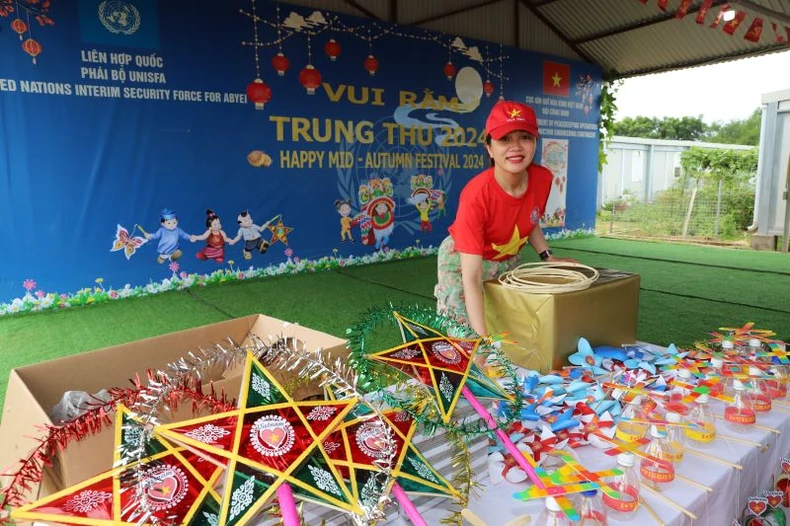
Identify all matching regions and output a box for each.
[1,237,789,413]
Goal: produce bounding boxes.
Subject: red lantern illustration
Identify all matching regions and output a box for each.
[443,61,457,80]
[22,38,42,64]
[324,39,341,61]
[272,52,290,76]
[483,79,495,97]
[364,55,379,76]
[246,78,272,110]
[11,19,27,40]
[299,65,322,95]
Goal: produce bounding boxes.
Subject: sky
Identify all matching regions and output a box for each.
[614,49,790,124]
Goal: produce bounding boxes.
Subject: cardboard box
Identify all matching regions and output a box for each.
[484,268,640,372]
[0,314,347,502]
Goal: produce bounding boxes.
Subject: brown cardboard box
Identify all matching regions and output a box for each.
[0,314,347,502]
[484,268,640,372]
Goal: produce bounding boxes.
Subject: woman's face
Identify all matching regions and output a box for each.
[485,130,537,174]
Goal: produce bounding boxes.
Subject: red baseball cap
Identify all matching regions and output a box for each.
[485,100,539,140]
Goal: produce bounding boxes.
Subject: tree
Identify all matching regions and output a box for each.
[707,108,761,146]
[614,115,708,141]
[679,147,758,190]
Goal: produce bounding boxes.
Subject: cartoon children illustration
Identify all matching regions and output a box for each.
[145,208,192,264]
[228,210,271,260]
[415,196,433,232]
[191,209,233,263]
[436,191,447,217]
[335,199,354,242]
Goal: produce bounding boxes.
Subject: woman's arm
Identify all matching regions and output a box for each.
[528,225,577,263]
[459,252,488,337]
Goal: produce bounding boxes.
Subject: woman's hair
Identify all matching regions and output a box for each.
[485,134,494,167]
[205,208,220,228]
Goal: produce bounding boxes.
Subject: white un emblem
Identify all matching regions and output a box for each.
[98,0,141,35]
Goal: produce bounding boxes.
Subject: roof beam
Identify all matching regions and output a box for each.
[408,0,504,26]
[528,0,564,7]
[573,0,728,45]
[341,0,381,20]
[518,0,595,63]
[390,0,398,23]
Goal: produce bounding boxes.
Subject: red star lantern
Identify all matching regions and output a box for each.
[22,38,41,64]
[483,79,495,97]
[364,55,379,76]
[443,61,457,80]
[246,78,272,110]
[11,406,224,525]
[11,19,27,40]
[324,39,341,61]
[299,65,322,95]
[272,52,290,76]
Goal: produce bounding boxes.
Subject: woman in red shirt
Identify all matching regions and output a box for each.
[435,100,575,339]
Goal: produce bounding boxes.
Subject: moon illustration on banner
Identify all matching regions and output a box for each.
[455,67,483,110]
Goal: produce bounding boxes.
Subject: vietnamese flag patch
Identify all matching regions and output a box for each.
[543,61,570,97]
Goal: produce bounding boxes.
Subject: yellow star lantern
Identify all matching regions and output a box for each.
[267,218,293,246]
[12,405,224,525]
[491,225,528,259]
[155,352,360,525]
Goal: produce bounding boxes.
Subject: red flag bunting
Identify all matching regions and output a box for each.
[722,10,747,35]
[744,17,763,42]
[771,22,784,44]
[696,0,714,24]
[638,0,648,4]
[676,0,692,19]
[657,0,668,11]
[709,3,730,29]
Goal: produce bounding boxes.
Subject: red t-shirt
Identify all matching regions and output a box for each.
[449,164,553,261]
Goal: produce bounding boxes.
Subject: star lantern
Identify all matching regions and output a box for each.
[22,38,42,64]
[11,19,27,40]
[267,218,293,246]
[364,55,379,76]
[272,52,290,76]
[443,61,457,80]
[324,39,341,61]
[246,78,272,110]
[483,79,495,97]
[156,352,361,525]
[299,65,322,95]
[11,406,224,525]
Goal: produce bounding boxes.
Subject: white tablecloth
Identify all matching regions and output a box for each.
[386,398,790,526]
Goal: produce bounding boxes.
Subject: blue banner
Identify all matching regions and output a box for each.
[0,0,601,309]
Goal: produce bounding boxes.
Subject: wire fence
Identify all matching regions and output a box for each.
[598,189,755,242]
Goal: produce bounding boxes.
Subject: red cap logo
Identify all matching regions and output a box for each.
[485,101,539,140]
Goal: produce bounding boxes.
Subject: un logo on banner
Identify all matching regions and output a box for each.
[98,0,141,35]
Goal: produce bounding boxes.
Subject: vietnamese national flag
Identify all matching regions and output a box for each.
[696,0,714,24]
[543,61,570,97]
[675,0,692,19]
[722,10,747,35]
[771,22,785,43]
[744,17,763,42]
[657,0,668,11]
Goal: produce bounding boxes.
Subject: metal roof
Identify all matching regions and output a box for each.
[280,0,790,78]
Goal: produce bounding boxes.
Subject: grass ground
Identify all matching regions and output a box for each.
[1,236,788,411]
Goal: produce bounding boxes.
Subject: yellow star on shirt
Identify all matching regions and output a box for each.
[491,225,528,259]
[551,72,562,87]
[508,108,522,118]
